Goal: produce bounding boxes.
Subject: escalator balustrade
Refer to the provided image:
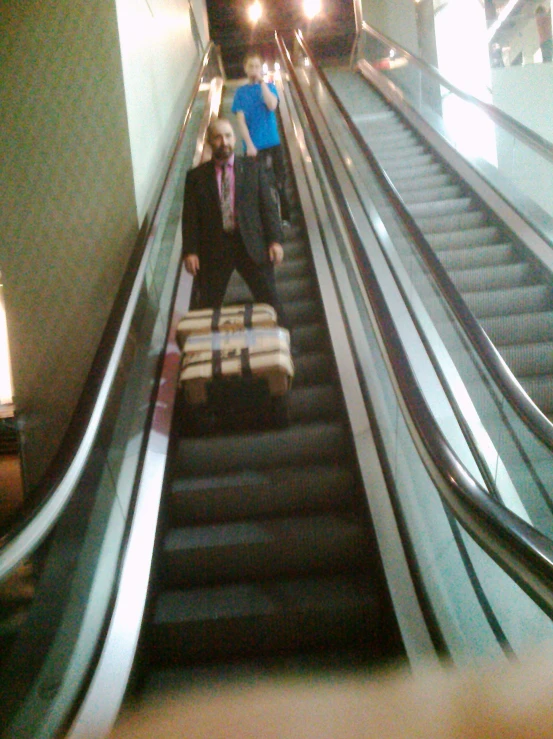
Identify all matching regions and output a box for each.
[326,68,553,422]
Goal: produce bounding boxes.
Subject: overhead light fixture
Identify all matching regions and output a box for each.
[248,1,262,24]
[303,0,322,20]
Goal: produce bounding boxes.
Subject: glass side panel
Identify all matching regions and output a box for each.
[358,31,553,227]
[317,66,553,543]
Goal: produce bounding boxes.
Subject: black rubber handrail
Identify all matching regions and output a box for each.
[296,29,553,452]
[359,21,553,166]
[276,30,553,617]
[0,42,219,578]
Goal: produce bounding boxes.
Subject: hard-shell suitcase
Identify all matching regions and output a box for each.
[177,327,293,434]
[180,327,293,405]
[176,303,278,349]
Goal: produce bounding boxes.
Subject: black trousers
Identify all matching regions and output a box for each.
[257,145,290,222]
[197,231,288,329]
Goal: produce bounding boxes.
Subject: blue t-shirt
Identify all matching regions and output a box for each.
[232,82,281,152]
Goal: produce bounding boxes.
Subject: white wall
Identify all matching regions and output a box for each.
[361,0,419,54]
[491,63,553,219]
[114,0,207,225]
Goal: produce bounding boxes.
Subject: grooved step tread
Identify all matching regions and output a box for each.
[161,514,369,587]
[174,421,350,476]
[149,576,382,663]
[169,464,356,525]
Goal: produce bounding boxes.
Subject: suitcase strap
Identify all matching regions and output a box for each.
[212,348,253,379]
[211,304,254,332]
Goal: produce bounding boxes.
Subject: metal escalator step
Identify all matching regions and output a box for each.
[384,162,443,180]
[168,464,357,525]
[282,238,308,260]
[450,262,536,292]
[481,311,553,345]
[275,257,310,280]
[371,142,425,160]
[285,298,323,326]
[290,323,328,352]
[407,197,473,218]
[379,153,435,171]
[150,575,381,663]
[293,351,335,385]
[395,173,453,192]
[428,226,500,249]
[401,185,464,204]
[288,384,342,423]
[497,342,553,377]
[465,284,552,318]
[160,514,369,588]
[438,243,516,270]
[174,422,349,477]
[518,374,553,414]
[225,277,315,304]
[415,210,488,234]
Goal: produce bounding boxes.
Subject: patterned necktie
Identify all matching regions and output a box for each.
[221,164,234,233]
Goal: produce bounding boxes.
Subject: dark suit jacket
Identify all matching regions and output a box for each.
[181,156,283,267]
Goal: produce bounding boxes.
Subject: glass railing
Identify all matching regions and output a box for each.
[355,22,553,236]
[0,42,223,739]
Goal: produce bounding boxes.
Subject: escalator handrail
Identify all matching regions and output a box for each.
[359,21,553,166]
[298,30,553,452]
[0,42,218,580]
[278,30,553,617]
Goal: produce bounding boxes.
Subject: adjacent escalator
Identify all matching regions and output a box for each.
[324,66,553,421]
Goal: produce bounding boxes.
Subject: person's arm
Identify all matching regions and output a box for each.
[182,169,201,275]
[235,110,257,157]
[260,80,278,111]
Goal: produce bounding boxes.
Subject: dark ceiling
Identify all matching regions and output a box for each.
[206,0,356,78]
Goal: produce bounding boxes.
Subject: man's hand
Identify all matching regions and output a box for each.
[184,254,200,276]
[246,142,258,156]
[269,243,284,265]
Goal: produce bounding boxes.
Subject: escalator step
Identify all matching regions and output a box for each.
[407,197,473,218]
[160,514,369,587]
[415,210,488,234]
[481,311,553,345]
[288,384,342,423]
[437,243,516,270]
[149,575,381,664]
[428,226,500,248]
[401,184,464,204]
[168,464,357,525]
[519,374,553,413]
[464,284,552,318]
[450,262,536,292]
[174,421,350,476]
[497,341,553,376]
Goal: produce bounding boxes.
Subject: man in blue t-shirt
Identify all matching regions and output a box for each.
[232,50,290,223]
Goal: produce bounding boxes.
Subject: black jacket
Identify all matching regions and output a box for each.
[181,156,283,266]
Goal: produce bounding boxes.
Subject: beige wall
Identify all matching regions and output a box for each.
[0,1,139,488]
[361,0,419,53]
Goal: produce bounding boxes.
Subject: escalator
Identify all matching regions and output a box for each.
[142,85,403,671]
[324,66,553,421]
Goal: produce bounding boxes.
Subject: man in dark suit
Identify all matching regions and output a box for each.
[182,117,287,326]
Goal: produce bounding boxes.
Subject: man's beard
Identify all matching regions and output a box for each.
[213,144,232,161]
